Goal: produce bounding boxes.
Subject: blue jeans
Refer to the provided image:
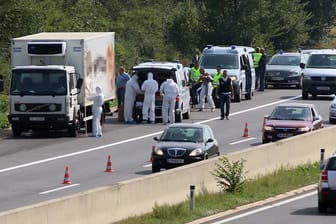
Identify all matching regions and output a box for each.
[219,94,231,117]
[117,88,126,108]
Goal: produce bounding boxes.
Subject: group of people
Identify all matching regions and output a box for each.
[253,47,267,91]
[190,62,233,120]
[116,66,179,125]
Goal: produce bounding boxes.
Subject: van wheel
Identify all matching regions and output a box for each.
[302,91,308,100]
[183,107,191,119]
[234,87,241,102]
[175,111,182,122]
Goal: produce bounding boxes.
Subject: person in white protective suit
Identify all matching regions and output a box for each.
[141,72,158,124]
[87,86,104,137]
[160,75,179,125]
[124,74,142,124]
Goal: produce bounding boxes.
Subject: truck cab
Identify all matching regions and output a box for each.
[199,45,256,102]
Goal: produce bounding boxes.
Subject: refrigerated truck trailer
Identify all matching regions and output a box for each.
[5,32,116,137]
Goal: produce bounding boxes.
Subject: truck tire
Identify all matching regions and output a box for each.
[12,125,22,137]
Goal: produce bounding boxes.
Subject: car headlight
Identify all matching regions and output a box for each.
[263,125,274,131]
[189,148,203,156]
[229,75,237,81]
[153,147,164,156]
[298,127,310,132]
[289,71,299,75]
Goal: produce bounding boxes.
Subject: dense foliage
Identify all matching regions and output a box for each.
[0,0,335,91]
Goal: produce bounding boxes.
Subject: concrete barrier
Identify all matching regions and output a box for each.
[1,126,335,224]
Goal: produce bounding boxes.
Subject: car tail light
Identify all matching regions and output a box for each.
[321,170,328,182]
[176,96,180,103]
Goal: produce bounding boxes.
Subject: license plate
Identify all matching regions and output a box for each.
[29,116,45,121]
[167,158,184,164]
[277,133,293,138]
[316,86,330,91]
[271,77,284,81]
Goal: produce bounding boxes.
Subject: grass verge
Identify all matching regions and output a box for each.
[117,162,320,224]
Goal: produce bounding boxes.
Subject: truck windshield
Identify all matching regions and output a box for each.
[199,54,238,69]
[10,69,67,96]
[306,54,336,69]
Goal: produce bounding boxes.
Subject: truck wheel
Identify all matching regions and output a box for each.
[68,121,79,137]
[175,111,182,122]
[12,125,22,137]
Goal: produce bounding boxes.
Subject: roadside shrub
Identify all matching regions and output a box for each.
[212,156,246,193]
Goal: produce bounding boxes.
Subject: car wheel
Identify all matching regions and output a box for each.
[152,163,160,173]
[329,118,335,124]
[175,111,182,122]
[183,107,191,119]
[318,201,328,213]
[302,91,308,100]
[262,139,269,144]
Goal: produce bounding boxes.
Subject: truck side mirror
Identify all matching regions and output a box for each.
[0,75,3,92]
[76,78,83,90]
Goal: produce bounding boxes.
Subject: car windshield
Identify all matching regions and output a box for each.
[306,54,336,69]
[160,127,203,143]
[200,54,239,69]
[268,55,301,66]
[270,106,311,121]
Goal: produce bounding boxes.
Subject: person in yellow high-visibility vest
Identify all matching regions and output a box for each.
[253,47,262,89]
[189,62,201,107]
[212,65,223,108]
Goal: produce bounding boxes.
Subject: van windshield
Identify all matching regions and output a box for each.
[200,54,239,69]
[306,54,336,69]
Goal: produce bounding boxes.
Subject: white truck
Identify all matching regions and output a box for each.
[6,32,116,137]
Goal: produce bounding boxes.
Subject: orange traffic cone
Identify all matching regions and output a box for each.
[63,166,72,184]
[105,155,113,172]
[242,122,250,138]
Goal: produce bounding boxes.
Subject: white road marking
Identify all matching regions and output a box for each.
[39,183,80,195]
[230,137,256,145]
[0,95,301,174]
[210,191,315,224]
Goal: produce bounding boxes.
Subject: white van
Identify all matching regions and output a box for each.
[199,45,256,102]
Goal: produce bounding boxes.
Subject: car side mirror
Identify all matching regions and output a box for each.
[300,62,305,69]
[76,78,83,90]
[313,116,320,121]
[206,138,214,143]
[154,136,159,141]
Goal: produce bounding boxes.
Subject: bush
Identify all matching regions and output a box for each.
[0,95,9,129]
[212,156,247,193]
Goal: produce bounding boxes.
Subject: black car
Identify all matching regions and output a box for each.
[318,152,336,213]
[151,123,219,173]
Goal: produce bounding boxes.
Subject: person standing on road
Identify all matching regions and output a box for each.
[258,48,267,91]
[198,68,215,112]
[253,47,262,89]
[141,72,158,124]
[160,74,179,125]
[87,86,104,137]
[212,65,223,108]
[189,62,201,107]
[116,66,130,110]
[124,74,142,124]
[216,70,233,120]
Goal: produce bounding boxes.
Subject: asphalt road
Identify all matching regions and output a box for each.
[203,189,336,224]
[0,87,334,214]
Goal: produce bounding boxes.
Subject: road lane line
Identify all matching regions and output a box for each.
[210,191,315,224]
[39,183,80,195]
[229,137,256,145]
[0,95,301,174]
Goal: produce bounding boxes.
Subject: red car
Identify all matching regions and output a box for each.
[262,102,324,144]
